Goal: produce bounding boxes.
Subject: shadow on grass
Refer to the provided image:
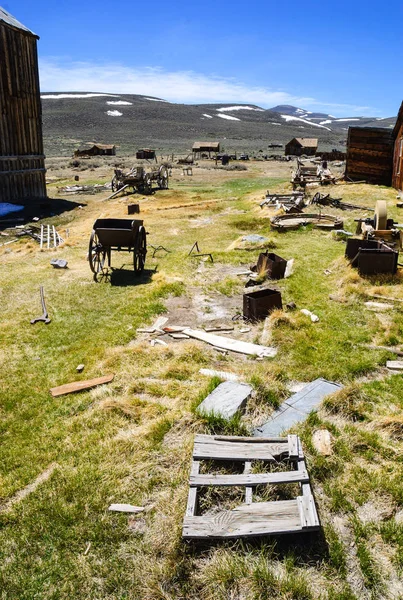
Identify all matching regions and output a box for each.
[184,529,330,566]
[0,197,86,230]
[99,267,156,287]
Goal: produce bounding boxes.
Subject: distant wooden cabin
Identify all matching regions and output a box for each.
[192,141,220,159]
[136,148,156,160]
[345,127,394,186]
[285,138,318,156]
[0,8,46,203]
[392,101,403,192]
[74,144,116,157]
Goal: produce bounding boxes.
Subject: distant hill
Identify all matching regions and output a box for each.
[269,104,396,133]
[40,93,396,157]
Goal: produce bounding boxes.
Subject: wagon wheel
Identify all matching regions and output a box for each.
[133,226,147,274]
[111,175,120,192]
[158,166,169,189]
[88,230,108,275]
[143,174,153,195]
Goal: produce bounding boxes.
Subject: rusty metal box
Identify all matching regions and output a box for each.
[257,252,287,279]
[243,288,282,321]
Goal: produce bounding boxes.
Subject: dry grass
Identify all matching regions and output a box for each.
[1,160,403,599]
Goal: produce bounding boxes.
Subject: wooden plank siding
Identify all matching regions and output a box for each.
[346,127,394,186]
[0,19,46,202]
[392,102,403,192]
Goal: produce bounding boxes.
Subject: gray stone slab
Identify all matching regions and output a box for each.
[197,381,253,420]
[254,378,343,437]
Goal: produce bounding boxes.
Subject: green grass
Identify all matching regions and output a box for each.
[1,166,403,598]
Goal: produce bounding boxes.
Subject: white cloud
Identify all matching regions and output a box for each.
[38,58,376,116]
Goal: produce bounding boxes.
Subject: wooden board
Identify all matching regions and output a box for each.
[50,374,114,397]
[183,434,320,540]
[182,328,277,358]
[183,500,302,539]
[193,434,288,461]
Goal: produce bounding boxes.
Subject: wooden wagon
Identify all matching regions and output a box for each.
[88,218,147,278]
[111,165,169,196]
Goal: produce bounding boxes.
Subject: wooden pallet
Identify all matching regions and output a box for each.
[183,434,319,540]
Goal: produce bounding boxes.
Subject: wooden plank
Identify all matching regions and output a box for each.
[287,434,299,459]
[183,499,302,538]
[182,328,277,358]
[185,461,200,517]
[199,368,240,382]
[193,435,288,461]
[244,461,253,504]
[50,374,114,397]
[197,381,253,420]
[190,469,309,487]
[387,360,403,370]
[210,436,287,443]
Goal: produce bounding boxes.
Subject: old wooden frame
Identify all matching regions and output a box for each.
[183,434,319,539]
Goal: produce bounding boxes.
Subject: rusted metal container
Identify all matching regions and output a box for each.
[257,252,287,279]
[128,204,140,214]
[243,288,282,321]
[345,238,398,274]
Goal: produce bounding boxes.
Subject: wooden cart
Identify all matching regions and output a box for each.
[88,218,147,277]
[111,165,169,195]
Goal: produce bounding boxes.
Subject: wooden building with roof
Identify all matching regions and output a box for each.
[74,144,116,157]
[192,141,220,158]
[285,138,318,156]
[345,127,394,186]
[392,101,403,192]
[0,7,46,203]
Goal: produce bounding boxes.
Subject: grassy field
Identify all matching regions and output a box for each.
[1,159,403,599]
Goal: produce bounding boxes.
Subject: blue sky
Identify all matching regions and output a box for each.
[5,0,403,116]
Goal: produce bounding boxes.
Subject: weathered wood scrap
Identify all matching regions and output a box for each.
[50,374,114,397]
[182,328,277,358]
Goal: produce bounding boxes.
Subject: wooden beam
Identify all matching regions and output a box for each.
[49,374,114,397]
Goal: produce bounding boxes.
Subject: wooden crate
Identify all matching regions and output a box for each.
[183,434,319,540]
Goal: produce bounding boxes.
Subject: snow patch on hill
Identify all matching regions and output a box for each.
[41,93,118,99]
[216,106,264,112]
[202,113,213,118]
[217,113,241,121]
[106,100,132,106]
[281,114,331,131]
[143,97,170,103]
[334,118,360,122]
[106,110,123,117]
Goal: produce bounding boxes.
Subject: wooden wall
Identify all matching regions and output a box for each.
[285,142,316,156]
[392,105,403,192]
[346,127,394,186]
[0,22,46,203]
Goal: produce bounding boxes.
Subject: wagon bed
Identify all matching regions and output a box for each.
[89,218,147,278]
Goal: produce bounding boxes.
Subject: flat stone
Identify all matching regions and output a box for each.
[254,378,342,436]
[197,381,253,420]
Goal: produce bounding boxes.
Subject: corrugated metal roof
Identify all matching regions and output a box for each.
[294,138,318,147]
[0,7,38,37]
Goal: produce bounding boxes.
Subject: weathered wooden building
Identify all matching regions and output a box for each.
[136,148,155,160]
[74,144,116,157]
[192,141,220,158]
[285,138,318,156]
[0,8,46,202]
[392,101,403,192]
[345,127,394,186]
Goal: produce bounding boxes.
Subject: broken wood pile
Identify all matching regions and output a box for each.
[183,434,320,539]
[310,192,371,211]
[58,184,111,195]
[260,191,305,212]
[15,224,64,248]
